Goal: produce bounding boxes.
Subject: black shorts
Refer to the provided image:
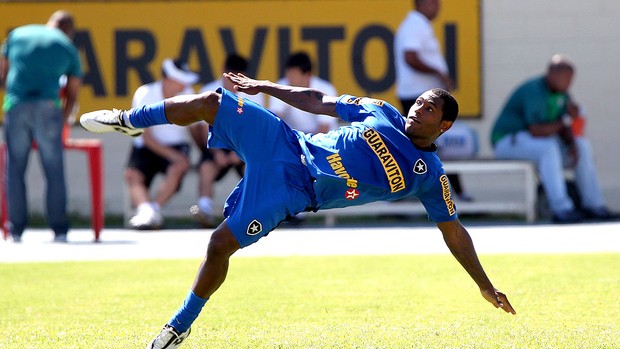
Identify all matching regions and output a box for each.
[199,146,245,181]
[127,143,191,188]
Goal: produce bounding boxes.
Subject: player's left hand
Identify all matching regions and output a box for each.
[223,72,261,95]
[481,288,516,314]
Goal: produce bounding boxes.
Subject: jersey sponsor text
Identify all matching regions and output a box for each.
[362,128,405,193]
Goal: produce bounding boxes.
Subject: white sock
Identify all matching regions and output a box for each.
[137,202,153,212]
[150,201,161,212]
[198,197,214,215]
[122,111,135,128]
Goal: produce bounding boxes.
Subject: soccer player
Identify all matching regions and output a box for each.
[80,73,516,349]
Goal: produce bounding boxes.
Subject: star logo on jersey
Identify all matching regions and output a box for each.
[246,219,262,236]
[345,188,360,200]
[413,159,427,174]
[237,107,244,115]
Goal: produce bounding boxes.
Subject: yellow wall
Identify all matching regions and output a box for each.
[1,0,480,117]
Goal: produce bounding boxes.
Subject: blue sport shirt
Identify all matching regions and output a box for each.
[297,95,457,223]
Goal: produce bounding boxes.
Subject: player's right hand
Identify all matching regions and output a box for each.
[481,288,516,314]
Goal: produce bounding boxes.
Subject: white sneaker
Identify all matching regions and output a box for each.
[80,109,143,137]
[129,206,163,230]
[146,325,191,349]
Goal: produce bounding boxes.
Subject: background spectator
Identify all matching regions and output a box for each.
[394,0,470,201]
[124,58,198,229]
[0,10,82,243]
[268,51,338,134]
[490,54,614,223]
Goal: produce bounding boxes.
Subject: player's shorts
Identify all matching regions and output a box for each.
[126,143,190,188]
[209,87,317,248]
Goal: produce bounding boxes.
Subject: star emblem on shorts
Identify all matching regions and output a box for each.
[237,107,243,115]
[413,159,427,174]
[345,188,360,200]
[246,219,262,235]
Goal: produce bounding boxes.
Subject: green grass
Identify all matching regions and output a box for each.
[1,254,618,348]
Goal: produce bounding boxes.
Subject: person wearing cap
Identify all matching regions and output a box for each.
[491,54,615,223]
[1,10,82,243]
[123,58,198,229]
[189,53,266,227]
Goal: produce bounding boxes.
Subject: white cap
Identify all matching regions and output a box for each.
[162,58,199,85]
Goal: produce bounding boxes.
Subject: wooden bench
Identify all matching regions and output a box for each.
[307,159,537,226]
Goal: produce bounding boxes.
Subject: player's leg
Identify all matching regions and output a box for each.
[80,91,222,136]
[146,222,240,349]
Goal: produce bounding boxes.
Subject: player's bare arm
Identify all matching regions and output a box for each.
[437,219,516,314]
[225,72,339,117]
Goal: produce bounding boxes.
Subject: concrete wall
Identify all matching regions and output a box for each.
[4,0,620,217]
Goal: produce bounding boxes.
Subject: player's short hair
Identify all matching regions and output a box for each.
[224,53,249,73]
[285,51,313,74]
[431,88,459,122]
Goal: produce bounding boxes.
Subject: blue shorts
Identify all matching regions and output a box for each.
[208,88,316,247]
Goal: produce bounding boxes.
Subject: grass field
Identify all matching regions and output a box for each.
[1,253,618,348]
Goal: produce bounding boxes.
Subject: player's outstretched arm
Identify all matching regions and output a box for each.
[224,72,339,117]
[437,219,516,314]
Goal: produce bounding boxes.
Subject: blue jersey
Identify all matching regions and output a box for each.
[208,89,456,248]
[297,95,456,222]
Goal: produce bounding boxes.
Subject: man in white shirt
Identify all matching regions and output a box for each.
[268,52,338,134]
[395,0,471,200]
[125,59,198,229]
[394,0,452,114]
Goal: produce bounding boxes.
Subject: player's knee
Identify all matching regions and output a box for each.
[207,225,240,259]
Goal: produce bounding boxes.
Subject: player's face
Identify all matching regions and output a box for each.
[404,91,450,142]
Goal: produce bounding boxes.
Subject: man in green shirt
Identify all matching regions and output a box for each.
[0,10,82,242]
[490,54,612,223]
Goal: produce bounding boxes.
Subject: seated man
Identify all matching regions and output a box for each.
[81,73,515,348]
[124,59,198,229]
[491,54,614,223]
[190,53,265,227]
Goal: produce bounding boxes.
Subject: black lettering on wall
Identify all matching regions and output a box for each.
[178,29,214,84]
[74,30,106,97]
[115,30,156,96]
[351,24,394,93]
[277,27,291,78]
[220,27,268,78]
[301,27,345,81]
[444,23,457,90]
